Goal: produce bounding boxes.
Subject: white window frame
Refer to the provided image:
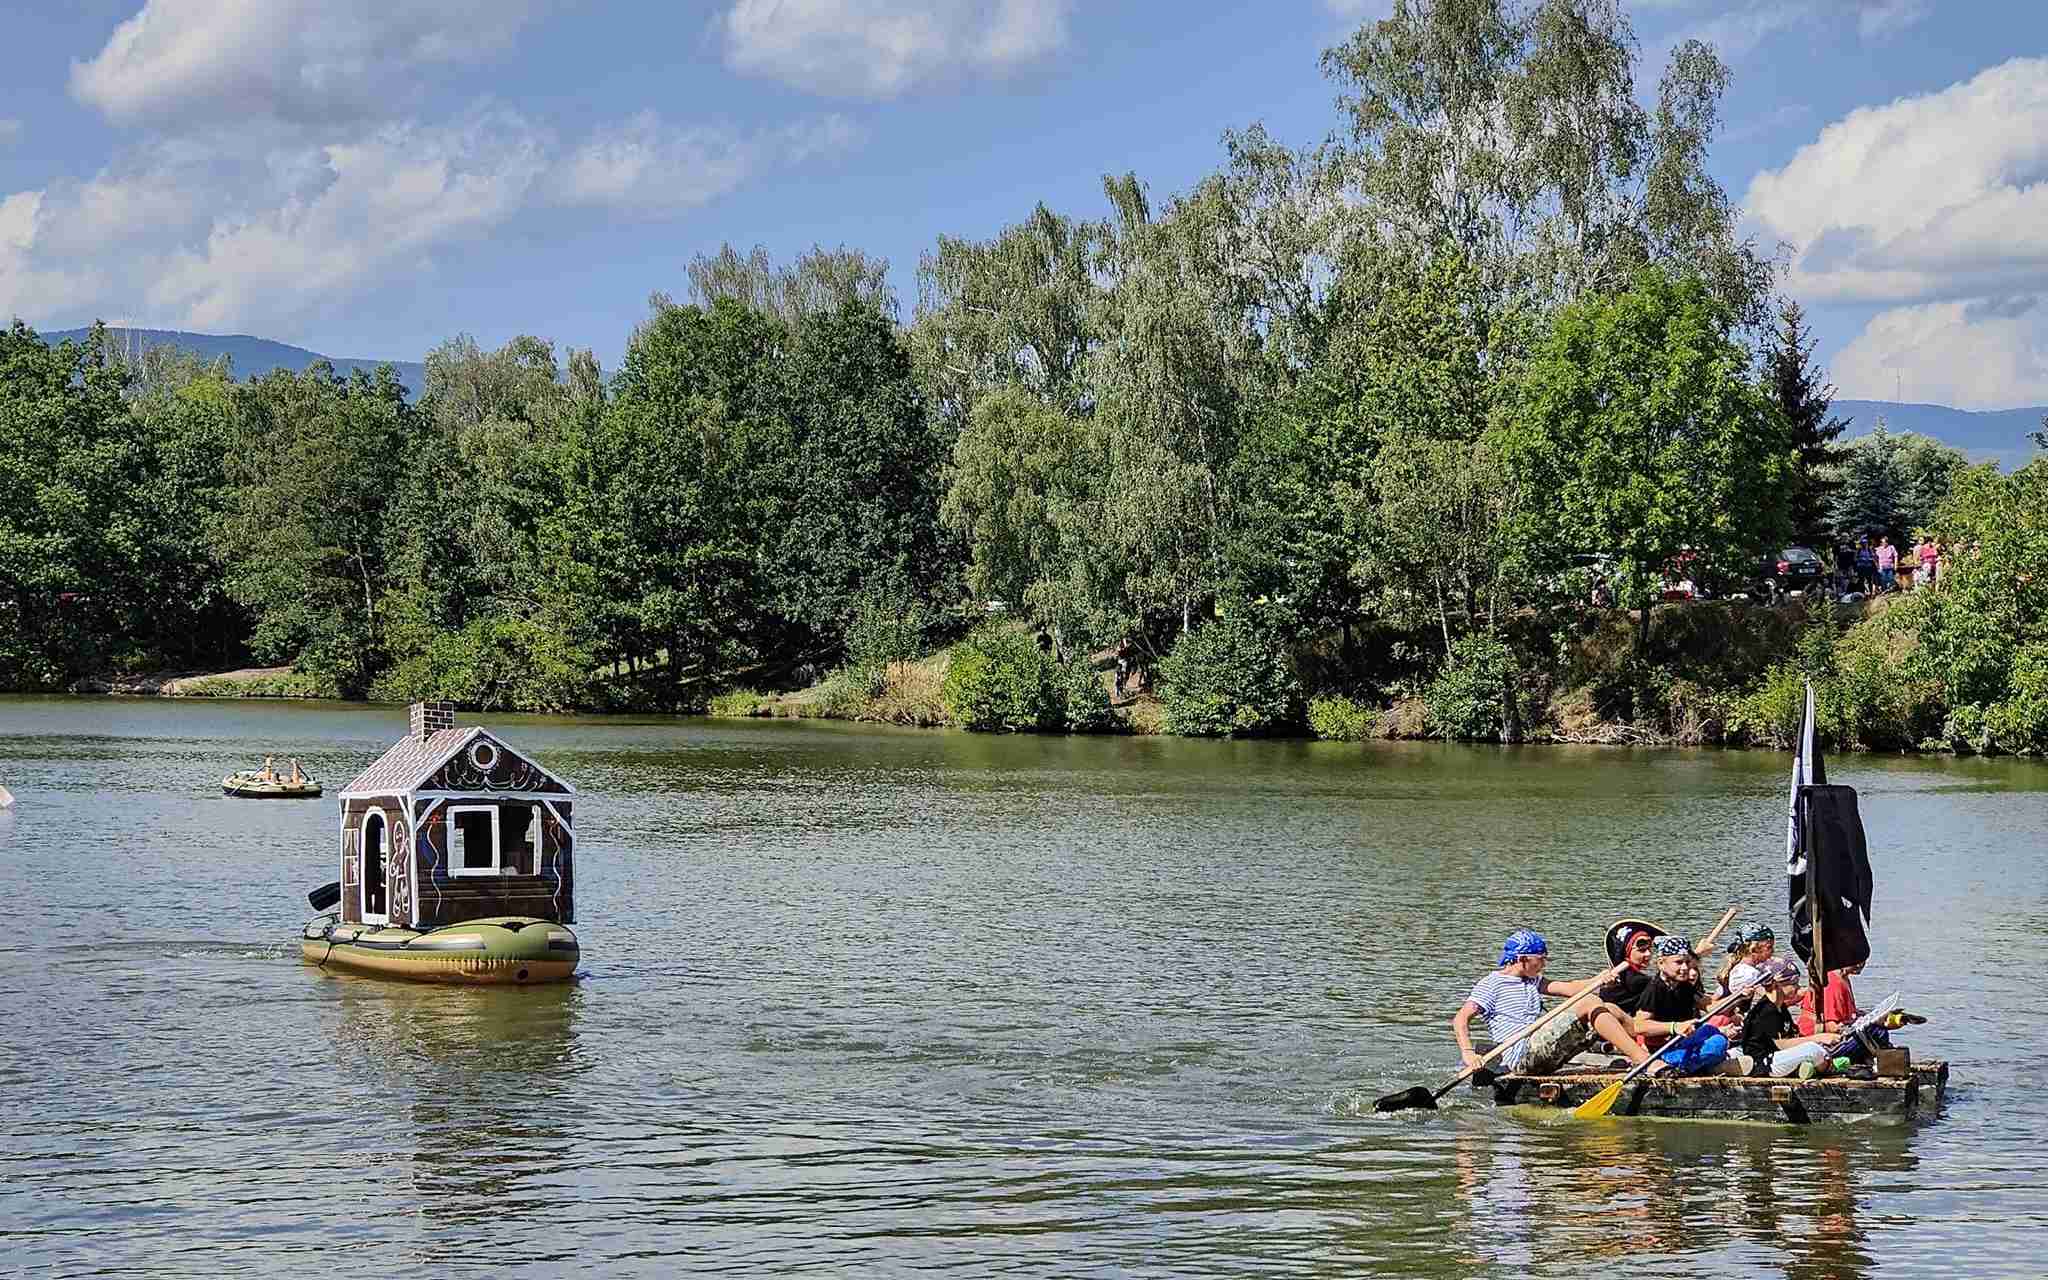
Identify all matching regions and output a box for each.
[447,804,503,877]
[359,810,390,925]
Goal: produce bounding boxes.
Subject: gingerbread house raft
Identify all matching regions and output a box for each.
[300,702,580,984]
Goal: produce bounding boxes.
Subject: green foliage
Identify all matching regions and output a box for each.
[1727,662,1806,750]
[1058,659,1120,734]
[707,688,765,717]
[1496,268,1793,649]
[1307,694,1378,741]
[940,627,1061,732]
[1424,631,1519,741]
[1765,300,1847,547]
[176,669,336,699]
[1984,643,2048,754]
[1829,424,1966,543]
[370,616,594,712]
[844,580,933,668]
[1155,615,1302,737]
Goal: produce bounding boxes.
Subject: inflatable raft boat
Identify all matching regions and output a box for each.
[224,772,321,798]
[301,914,578,984]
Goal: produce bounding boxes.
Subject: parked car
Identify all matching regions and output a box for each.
[1756,546,1826,600]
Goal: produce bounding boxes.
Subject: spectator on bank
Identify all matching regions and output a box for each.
[1855,538,1877,593]
[1875,536,1898,591]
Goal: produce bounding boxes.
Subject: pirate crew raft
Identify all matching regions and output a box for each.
[300,702,580,984]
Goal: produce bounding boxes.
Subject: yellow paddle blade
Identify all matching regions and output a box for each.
[1571,1078,1626,1120]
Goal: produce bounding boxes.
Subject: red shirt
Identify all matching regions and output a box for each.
[1798,971,1858,1035]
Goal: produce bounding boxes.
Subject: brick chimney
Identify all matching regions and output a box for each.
[409,701,456,740]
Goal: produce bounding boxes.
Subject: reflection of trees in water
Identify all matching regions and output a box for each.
[330,980,589,1230]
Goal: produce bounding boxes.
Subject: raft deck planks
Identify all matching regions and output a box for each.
[1478,1060,1947,1123]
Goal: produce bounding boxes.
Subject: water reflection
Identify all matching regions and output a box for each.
[326,976,588,1229]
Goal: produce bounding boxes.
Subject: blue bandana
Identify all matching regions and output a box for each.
[1500,929,1548,967]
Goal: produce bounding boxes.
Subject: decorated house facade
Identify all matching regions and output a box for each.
[336,702,576,929]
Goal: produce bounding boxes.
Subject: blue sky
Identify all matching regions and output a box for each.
[3,1,2046,409]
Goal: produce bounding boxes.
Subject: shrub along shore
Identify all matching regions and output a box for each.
[696,591,2046,756]
[8,5,2044,756]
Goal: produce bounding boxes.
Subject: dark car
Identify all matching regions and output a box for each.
[1757,546,1826,600]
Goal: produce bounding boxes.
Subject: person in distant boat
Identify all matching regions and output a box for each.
[1452,929,1650,1077]
[1629,935,1737,1076]
[259,755,277,783]
[1737,958,1835,1078]
[288,758,306,786]
[1716,922,1775,997]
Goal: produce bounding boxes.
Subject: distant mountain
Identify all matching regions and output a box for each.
[1834,399,2044,469]
[43,326,426,397]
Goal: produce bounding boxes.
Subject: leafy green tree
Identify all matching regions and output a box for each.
[213,364,418,694]
[911,204,1104,424]
[1320,0,1769,326]
[1920,461,2048,738]
[1763,298,1846,547]
[1495,268,1791,651]
[687,242,897,327]
[0,323,146,685]
[1154,613,1302,737]
[756,302,949,645]
[1829,424,1965,543]
[940,386,1097,642]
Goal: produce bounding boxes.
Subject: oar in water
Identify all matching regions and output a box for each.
[1373,960,1627,1113]
[1570,984,1752,1120]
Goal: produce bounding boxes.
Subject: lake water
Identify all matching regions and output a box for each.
[2,697,2045,1277]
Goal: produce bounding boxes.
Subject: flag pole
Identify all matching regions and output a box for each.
[1802,683,1826,991]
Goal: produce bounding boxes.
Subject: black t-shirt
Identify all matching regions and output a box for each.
[1638,977,1702,1024]
[1603,966,1653,1014]
[1740,997,1799,1059]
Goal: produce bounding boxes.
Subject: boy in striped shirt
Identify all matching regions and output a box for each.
[1452,929,1652,1075]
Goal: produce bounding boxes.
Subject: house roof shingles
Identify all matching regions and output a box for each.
[341,727,481,796]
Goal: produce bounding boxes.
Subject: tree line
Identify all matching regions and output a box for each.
[4,0,2042,751]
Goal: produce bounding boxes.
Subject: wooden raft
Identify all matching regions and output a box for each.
[1479,1059,1948,1124]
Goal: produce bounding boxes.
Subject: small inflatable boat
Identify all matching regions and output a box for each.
[301,915,579,984]
[224,771,321,798]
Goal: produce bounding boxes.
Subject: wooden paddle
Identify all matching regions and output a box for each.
[1570,984,1752,1120]
[1373,960,1627,1113]
[1695,907,1739,959]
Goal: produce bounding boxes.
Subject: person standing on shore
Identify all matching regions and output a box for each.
[1875,536,1898,591]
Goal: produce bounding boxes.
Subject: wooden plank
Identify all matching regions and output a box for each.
[1479,1059,1948,1122]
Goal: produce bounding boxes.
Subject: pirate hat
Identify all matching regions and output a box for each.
[1604,918,1668,966]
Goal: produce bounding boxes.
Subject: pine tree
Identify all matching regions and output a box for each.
[1765,299,1848,545]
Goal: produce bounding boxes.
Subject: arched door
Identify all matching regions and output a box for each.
[361,810,389,924]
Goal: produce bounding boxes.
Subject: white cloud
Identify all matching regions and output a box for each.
[2,109,862,335]
[1751,57,2048,408]
[70,0,551,126]
[0,119,21,146]
[1855,0,1931,38]
[554,111,862,214]
[1832,298,2048,409]
[1744,57,2048,308]
[719,0,1072,98]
